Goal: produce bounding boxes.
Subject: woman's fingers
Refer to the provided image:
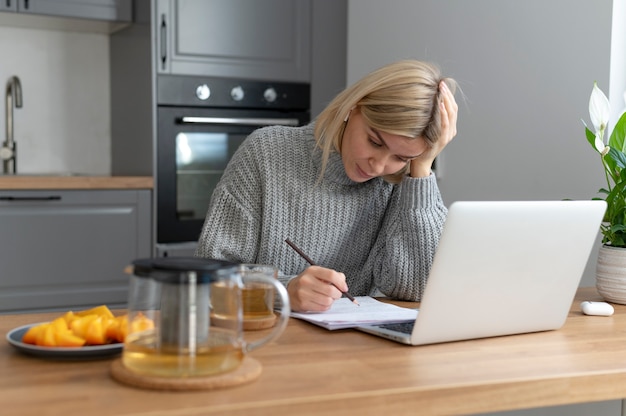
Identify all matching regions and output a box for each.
[439,82,458,145]
[287,266,347,312]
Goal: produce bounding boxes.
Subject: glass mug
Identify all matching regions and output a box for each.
[122,257,290,378]
[211,264,278,327]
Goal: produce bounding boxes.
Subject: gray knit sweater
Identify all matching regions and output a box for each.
[195,122,447,301]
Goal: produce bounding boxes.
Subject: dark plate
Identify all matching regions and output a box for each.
[6,323,123,360]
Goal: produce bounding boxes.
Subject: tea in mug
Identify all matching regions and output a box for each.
[211,265,277,321]
[210,281,275,320]
[241,282,275,319]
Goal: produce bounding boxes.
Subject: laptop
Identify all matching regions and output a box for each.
[357,200,607,345]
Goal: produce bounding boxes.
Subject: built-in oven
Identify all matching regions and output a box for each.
[155,75,310,256]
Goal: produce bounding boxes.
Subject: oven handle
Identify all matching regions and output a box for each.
[180,116,300,127]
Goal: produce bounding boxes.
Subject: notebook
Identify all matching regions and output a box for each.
[291,296,418,330]
[357,200,607,345]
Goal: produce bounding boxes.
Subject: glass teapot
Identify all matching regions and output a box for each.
[122,257,289,378]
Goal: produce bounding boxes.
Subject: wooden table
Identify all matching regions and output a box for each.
[2,287,626,416]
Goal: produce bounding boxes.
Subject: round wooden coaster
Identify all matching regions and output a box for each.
[211,313,277,331]
[110,357,262,391]
[243,314,277,330]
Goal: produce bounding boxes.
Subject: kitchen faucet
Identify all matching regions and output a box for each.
[2,76,22,174]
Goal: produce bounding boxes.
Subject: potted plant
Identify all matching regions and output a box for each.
[585,82,626,303]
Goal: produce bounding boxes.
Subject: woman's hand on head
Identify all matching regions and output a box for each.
[409,81,459,178]
[287,265,347,312]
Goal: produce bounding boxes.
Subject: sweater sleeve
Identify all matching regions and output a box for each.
[367,173,447,301]
[194,133,264,265]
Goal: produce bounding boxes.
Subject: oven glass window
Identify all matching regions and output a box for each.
[176,132,245,221]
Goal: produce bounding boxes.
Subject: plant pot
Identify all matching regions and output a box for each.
[596,244,626,304]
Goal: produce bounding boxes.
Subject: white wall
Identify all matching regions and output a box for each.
[0,24,110,175]
[348,0,620,287]
[610,0,626,123]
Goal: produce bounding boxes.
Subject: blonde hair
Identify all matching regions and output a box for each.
[314,60,457,184]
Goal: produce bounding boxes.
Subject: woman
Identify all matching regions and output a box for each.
[195,60,459,312]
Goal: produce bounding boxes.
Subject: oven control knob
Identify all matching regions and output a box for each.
[263,87,277,103]
[230,85,245,101]
[195,84,211,100]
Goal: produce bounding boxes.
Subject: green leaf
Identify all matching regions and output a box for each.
[612,224,626,232]
[609,111,626,152]
[605,150,618,176]
[585,126,597,149]
[608,148,626,170]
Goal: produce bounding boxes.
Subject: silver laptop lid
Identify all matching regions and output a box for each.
[410,200,606,345]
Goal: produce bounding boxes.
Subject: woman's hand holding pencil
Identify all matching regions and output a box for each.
[285,239,360,312]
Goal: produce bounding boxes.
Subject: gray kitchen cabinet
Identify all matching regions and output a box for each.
[0,0,131,22]
[155,0,311,82]
[0,0,16,12]
[0,189,151,313]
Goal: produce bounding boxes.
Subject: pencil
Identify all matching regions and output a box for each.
[285,238,360,306]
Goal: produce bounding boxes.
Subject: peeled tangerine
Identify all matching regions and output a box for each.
[21,305,149,348]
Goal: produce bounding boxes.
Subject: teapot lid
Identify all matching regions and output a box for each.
[131,257,238,284]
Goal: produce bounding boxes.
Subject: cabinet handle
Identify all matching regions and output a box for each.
[160,14,167,70]
[0,196,61,201]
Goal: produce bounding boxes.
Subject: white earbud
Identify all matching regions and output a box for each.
[580,301,614,316]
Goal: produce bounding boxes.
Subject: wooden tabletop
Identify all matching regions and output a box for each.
[0,176,153,190]
[2,287,625,416]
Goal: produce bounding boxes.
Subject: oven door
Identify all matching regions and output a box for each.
[156,106,309,245]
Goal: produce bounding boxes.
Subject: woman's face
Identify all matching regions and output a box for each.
[341,107,428,182]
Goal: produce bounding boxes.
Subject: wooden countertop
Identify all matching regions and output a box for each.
[1,287,625,416]
[0,176,153,190]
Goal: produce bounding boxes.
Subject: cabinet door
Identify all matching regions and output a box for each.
[0,0,17,12]
[0,190,151,313]
[156,0,311,82]
[16,0,132,22]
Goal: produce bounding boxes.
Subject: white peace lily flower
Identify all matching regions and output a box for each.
[589,81,610,135]
[594,135,608,154]
[585,82,626,247]
[601,145,610,157]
